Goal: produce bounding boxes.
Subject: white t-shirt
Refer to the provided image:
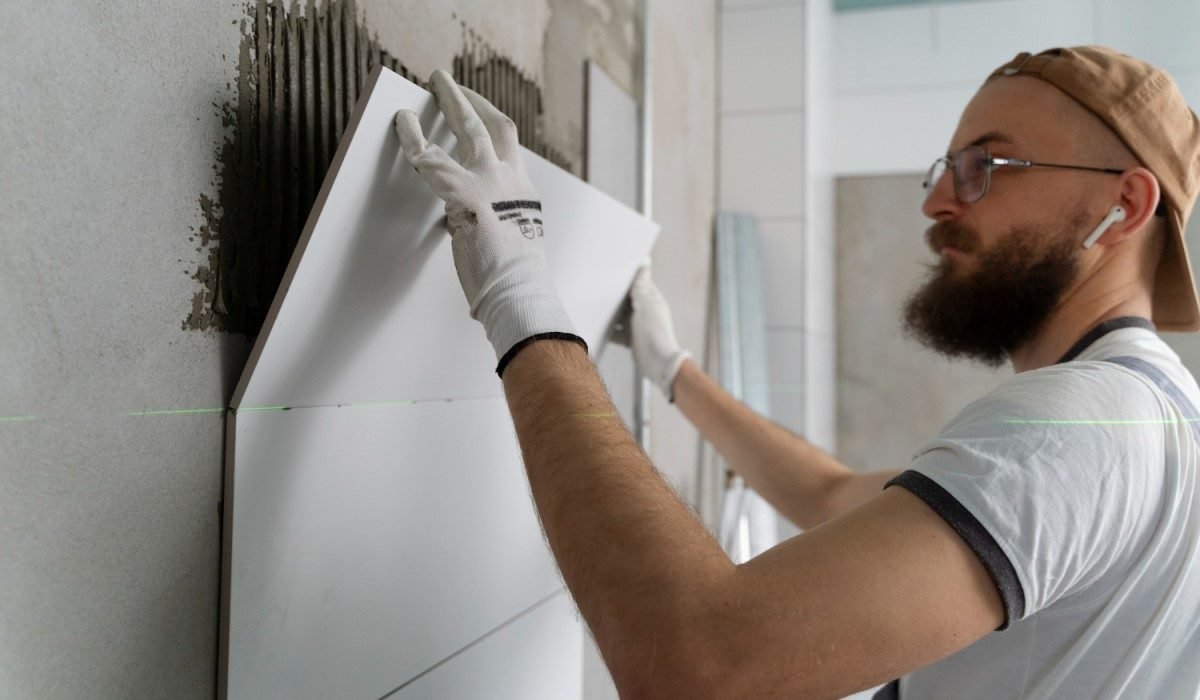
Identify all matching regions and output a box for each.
[883,319,1200,699]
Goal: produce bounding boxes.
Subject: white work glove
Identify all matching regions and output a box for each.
[394,69,584,375]
[629,267,690,401]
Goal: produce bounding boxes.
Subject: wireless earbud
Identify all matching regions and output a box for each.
[1082,205,1127,249]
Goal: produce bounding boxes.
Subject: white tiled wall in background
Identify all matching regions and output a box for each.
[833,0,1200,175]
[719,0,837,456]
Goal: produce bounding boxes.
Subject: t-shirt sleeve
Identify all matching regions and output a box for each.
[884,363,1164,629]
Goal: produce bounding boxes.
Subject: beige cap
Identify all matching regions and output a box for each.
[988,46,1200,332]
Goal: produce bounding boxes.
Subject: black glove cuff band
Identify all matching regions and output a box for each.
[495,332,589,377]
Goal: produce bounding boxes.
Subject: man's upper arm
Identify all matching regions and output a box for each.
[706,485,1004,698]
[824,468,904,521]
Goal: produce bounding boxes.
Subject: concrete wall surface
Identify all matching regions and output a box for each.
[835,174,1008,472]
[0,0,714,696]
[0,2,249,696]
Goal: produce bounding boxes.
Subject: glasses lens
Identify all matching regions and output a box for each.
[924,159,948,192]
[955,146,988,203]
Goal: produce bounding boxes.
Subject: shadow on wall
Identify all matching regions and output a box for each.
[184,0,569,339]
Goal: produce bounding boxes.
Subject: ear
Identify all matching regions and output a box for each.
[1100,167,1161,246]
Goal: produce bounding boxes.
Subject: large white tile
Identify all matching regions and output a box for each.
[225,400,564,698]
[757,219,805,327]
[390,591,583,700]
[833,87,976,176]
[1096,0,1200,72]
[720,5,805,112]
[233,67,658,410]
[720,112,805,215]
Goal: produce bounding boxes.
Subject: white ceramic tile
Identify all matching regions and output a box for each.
[720,5,805,113]
[934,0,1095,85]
[723,0,801,10]
[720,111,805,216]
[581,629,619,700]
[835,0,1094,94]
[391,591,583,700]
[804,194,837,336]
[833,87,976,176]
[233,67,659,410]
[225,399,564,698]
[804,330,837,452]
[1172,69,1200,114]
[834,4,936,94]
[767,330,805,396]
[769,385,805,432]
[224,67,654,699]
[758,219,805,327]
[1096,0,1200,72]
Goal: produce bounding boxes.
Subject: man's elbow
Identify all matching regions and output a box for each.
[605,623,746,699]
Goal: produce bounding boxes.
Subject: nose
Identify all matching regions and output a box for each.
[922,164,962,222]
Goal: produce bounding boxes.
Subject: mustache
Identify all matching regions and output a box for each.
[925,221,980,254]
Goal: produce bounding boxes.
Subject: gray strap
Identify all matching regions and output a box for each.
[1105,356,1200,446]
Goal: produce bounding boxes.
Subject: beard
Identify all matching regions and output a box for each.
[901,213,1086,367]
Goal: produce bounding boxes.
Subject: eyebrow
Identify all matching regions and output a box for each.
[948,130,1017,156]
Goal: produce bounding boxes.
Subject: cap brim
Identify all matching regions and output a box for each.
[1152,209,1200,332]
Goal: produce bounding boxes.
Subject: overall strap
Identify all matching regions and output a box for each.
[1105,356,1200,446]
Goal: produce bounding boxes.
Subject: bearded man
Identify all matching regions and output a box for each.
[397,46,1200,698]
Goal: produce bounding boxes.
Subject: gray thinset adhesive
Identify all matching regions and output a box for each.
[186,1,565,337]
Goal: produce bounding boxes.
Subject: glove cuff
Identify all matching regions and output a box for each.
[496,331,589,377]
[662,350,691,402]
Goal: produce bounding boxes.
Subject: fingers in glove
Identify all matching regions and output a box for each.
[395,109,468,199]
[631,265,656,305]
[460,86,522,166]
[429,69,497,166]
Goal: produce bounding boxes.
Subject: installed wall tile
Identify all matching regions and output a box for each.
[769,385,806,433]
[833,86,975,175]
[1096,0,1200,72]
[758,219,806,327]
[935,0,1094,85]
[720,111,805,215]
[834,5,937,94]
[720,4,805,112]
[805,174,837,336]
[835,0,1094,94]
[768,330,806,394]
[803,329,837,452]
[723,0,802,9]
[1171,70,1200,113]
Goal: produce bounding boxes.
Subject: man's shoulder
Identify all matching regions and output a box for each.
[958,359,1159,425]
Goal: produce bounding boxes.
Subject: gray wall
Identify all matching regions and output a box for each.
[0,1,716,695]
[836,174,1007,472]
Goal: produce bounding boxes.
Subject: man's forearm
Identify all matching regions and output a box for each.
[672,358,860,529]
[501,339,735,695]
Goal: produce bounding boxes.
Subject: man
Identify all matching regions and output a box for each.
[395,46,1200,698]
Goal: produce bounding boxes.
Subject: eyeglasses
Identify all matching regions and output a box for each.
[923,145,1126,204]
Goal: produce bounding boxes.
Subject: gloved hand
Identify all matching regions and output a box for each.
[629,266,690,401]
[394,69,584,375]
